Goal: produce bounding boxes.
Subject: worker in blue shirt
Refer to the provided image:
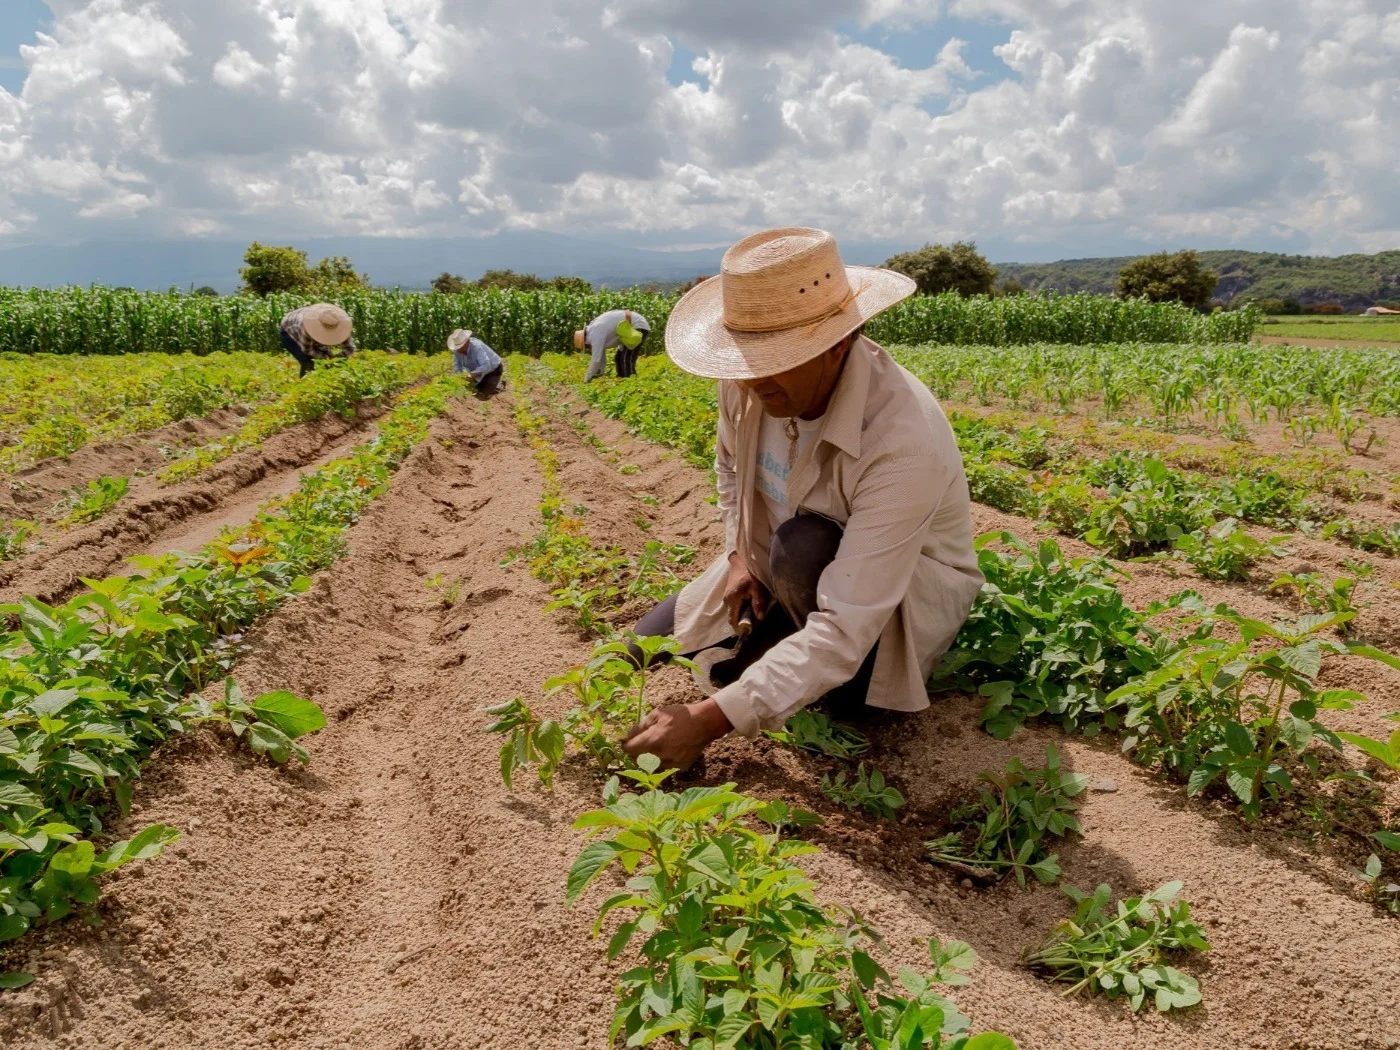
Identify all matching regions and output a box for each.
[447,329,505,396]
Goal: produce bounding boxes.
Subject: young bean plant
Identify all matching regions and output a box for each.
[925,745,1087,888]
[1026,881,1209,1013]
[821,764,906,820]
[567,755,1016,1049]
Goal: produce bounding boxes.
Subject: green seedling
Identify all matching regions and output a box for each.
[926,744,1086,888]
[1169,518,1287,581]
[57,474,128,526]
[821,763,906,820]
[1269,570,1365,630]
[486,634,692,788]
[0,519,35,560]
[765,709,870,760]
[1026,881,1209,1013]
[566,755,1015,1049]
[1110,604,1400,817]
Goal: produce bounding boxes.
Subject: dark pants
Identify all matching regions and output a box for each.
[475,364,504,398]
[615,333,646,379]
[280,330,315,377]
[632,513,878,719]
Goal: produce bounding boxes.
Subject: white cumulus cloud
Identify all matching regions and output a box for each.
[0,0,1393,256]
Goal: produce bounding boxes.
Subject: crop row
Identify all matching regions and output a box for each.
[158,351,445,483]
[0,286,1254,358]
[887,342,1400,422]
[0,374,469,978]
[539,352,1398,568]
[0,351,295,474]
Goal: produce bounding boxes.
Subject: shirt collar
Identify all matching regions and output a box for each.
[815,335,871,459]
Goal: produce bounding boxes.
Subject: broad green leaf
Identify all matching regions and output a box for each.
[1223,721,1254,757]
[1346,644,1400,672]
[566,840,619,904]
[1372,831,1400,853]
[28,688,78,718]
[95,824,180,873]
[0,971,35,990]
[963,1034,1018,1050]
[251,691,326,738]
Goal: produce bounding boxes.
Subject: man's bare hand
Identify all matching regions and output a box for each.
[723,552,769,633]
[622,700,733,772]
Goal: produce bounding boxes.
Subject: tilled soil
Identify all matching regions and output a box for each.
[0,387,1397,1050]
[0,401,393,606]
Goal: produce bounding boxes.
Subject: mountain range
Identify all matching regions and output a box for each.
[997,249,1400,310]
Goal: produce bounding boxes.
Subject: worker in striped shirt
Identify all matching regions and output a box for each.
[279,304,356,377]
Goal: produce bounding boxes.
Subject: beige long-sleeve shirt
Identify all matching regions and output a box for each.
[671,336,984,737]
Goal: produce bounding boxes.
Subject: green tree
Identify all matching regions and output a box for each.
[1116,251,1218,308]
[190,286,220,297]
[308,255,368,294]
[544,275,592,293]
[476,268,543,291]
[431,272,468,294]
[240,242,311,297]
[883,241,998,296]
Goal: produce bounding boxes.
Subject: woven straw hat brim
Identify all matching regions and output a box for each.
[665,265,914,381]
[448,329,472,351]
[303,304,352,346]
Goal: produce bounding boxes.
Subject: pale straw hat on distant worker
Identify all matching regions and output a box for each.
[665,227,915,381]
[447,329,473,351]
[303,303,353,346]
[572,328,586,351]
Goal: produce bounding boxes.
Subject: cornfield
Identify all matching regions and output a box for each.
[0,287,1259,357]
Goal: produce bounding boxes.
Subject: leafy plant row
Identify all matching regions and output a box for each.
[0,373,468,968]
[541,353,1395,570]
[0,286,1255,359]
[0,351,295,474]
[887,341,1400,422]
[158,351,443,483]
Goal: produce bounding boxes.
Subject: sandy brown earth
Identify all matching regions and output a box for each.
[0,384,1397,1049]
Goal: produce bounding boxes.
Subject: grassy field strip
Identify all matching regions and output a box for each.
[0,351,296,474]
[1260,317,1400,343]
[0,374,470,977]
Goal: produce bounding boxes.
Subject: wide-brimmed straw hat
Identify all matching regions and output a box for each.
[447,329,473,352]
[303,303,352,346]
[573,329,586,351]
[665,227,915,381]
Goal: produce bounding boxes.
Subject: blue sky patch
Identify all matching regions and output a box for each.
[0,0,49,95]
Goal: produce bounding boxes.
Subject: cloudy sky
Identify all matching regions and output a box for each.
[0,0,1397,263]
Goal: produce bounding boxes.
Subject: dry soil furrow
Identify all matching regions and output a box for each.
[0,405,251,520]
[0,402,391,606]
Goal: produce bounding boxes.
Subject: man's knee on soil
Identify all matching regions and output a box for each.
[768,514,843,622]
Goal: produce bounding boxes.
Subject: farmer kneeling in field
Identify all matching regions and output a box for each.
[280,303,356,377]
[623,227,983,772]
[578,309,651,382]
[447,328,505,396]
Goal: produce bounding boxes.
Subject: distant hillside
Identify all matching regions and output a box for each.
[996,250,1400,310]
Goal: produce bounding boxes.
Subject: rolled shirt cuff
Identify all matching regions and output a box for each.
[713,683,762,738]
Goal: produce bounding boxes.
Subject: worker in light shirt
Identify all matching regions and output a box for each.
[447,329,504,397]
[622,227,983,771]
[577,309,651,382]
